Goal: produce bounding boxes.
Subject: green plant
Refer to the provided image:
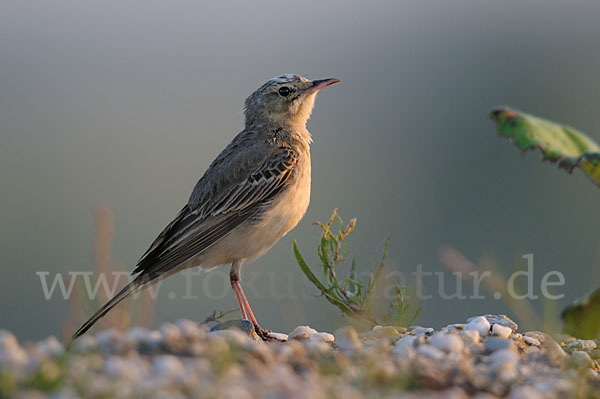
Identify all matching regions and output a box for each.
[293,209,419,327]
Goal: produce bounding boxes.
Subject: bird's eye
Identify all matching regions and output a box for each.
[278,86,291,97]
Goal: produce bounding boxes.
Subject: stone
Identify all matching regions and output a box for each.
[391,341,416,360]
[175,319,206,341]
[410,327,434,336]
[416,344,445,360]
[491,324,512,339]
[266,332,288,341]
[524,331,546,343]
[370,326,400,338]
[464,316,491,337]
[0,330,28,369]
[334,326,362,351]
[569,351,594,369]
[523,336,541,346]
[460,329,480,344]
[288,325,317,340]
[36,336,64,358]
[489,349,519,372]
[96,329,123,354]
[395,335,417,346]
[470,314,518,331]
[484,337,515,353]
[429,332,464,353]
[153,355,184,378]
[568,339,597,351]
[309,332,334,343]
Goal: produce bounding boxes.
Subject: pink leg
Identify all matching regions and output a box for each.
[230,260,270,339]
[230,278,248,320]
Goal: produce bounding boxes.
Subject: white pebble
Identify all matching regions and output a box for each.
[491,324,512,339]
[429,332,464,353]
[0,330,27,369]
[153,355,184,378]
[395,335,417,346]
[391,341,416,360]
[266,332,288,341]
[464,316,491,337]
[36,336,64,357]
[309,332,334,343]
[460,329,480,344]
[416,344,445,360]
[175,319,206,340]
[489,349,519,372]
[288,326,317,340]
[334,326,362,351]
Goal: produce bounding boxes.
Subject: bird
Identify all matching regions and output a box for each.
[72,74,339,340]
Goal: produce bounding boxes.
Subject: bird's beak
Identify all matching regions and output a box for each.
[303,78,340,95]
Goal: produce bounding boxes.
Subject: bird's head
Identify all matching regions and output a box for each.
[244,74,339,128]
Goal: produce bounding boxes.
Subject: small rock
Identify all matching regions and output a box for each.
[71,334,96,353]
[568,339,597,351]
[470,314,518,331]
[0,330,28,369]
[464,316,491,337]
[460,329,480,344]
[429,332,464,353]
[523,336,541,346]
[507,386,543,399]
[395,334,417,346]
[175,319,206,341]
[153,354,184,378]
[334,326,362,351]
[309,332,334,343]
[446,324,465,332]
[491,324,512,339]
[416,344,445,360]
[266,332,288,341]
[391,341,416,359]
[489,349,519,372]
[104,356,142,381]
[124,327,162,350]
[524,331,546,343]
[370,326,400,338]
[95,329,123,354]
[569,351,594,369]
[36,336,64,357]
[410,327,434,336]
[485,337,514,353]
[288,325,317,340]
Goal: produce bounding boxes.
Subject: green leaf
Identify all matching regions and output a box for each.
[490,107,600,186]
[293,240,328,293]
[561,288,600,339]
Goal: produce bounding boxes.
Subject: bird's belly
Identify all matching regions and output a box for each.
[193,164,311,268]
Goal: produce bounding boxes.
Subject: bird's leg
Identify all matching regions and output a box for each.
[230,260,271,340]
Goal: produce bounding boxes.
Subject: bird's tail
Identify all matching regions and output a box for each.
[71,277,145,341]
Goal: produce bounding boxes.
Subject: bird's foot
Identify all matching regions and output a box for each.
[254,325,279,341]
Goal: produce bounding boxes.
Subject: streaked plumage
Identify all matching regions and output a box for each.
[73,74,339,340]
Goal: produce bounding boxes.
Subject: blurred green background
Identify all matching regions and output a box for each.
[2,0,600,340]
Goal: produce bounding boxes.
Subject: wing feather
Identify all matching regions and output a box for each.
[132,146,298,278]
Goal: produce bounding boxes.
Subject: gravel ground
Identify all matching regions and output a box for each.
[1,314,599,399]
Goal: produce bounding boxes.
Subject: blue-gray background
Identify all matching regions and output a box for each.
[2,0,600,340]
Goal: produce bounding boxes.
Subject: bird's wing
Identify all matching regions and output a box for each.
[132,145,298,279]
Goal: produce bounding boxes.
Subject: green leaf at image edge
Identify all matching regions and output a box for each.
[490,107,600,186]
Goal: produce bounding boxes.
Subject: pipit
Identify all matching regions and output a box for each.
[73,74,339,340]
